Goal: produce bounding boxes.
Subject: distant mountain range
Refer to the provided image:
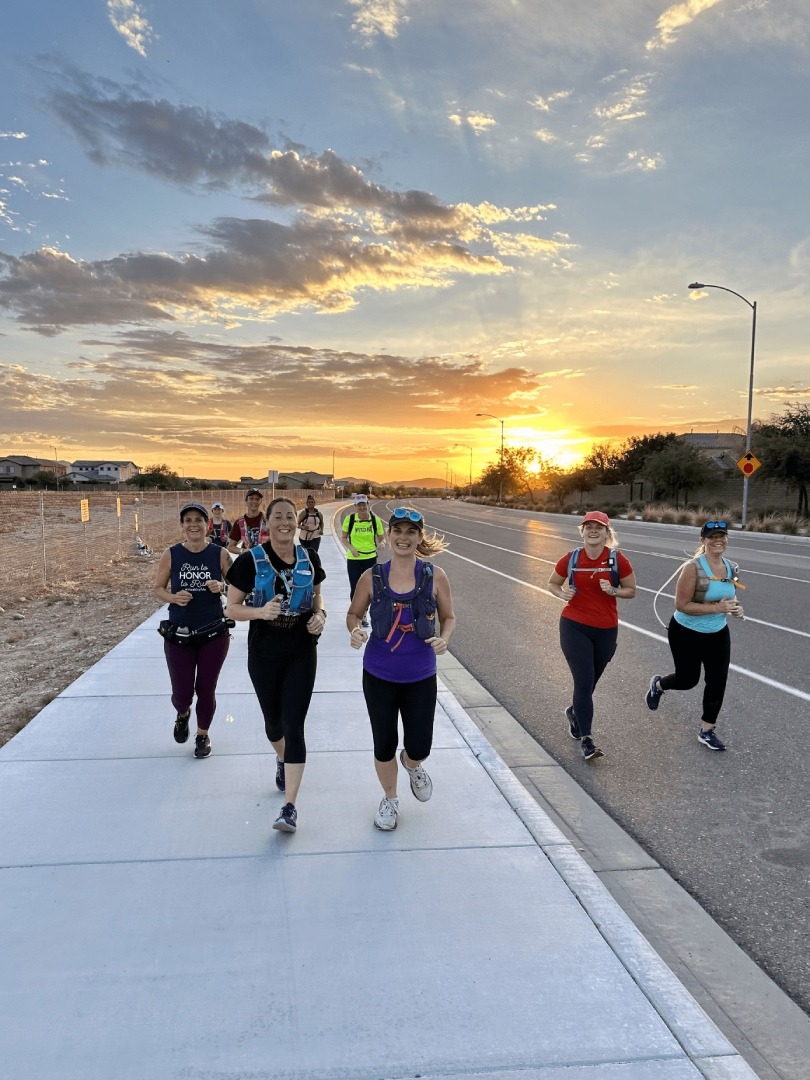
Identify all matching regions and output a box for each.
[337,476,447,489]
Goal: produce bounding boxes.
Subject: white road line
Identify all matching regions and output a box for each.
[444,548,810,703]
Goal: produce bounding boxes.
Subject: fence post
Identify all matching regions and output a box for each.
[40,492,47,586]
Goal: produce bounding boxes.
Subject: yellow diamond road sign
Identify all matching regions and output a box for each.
[737,452,762,477]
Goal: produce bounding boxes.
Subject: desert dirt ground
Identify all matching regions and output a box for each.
[0,554,161,749]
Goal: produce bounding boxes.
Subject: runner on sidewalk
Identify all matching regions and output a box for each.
[225,497,326,834]
[297,494,324,553]
[347,507,456,831]
[341,495,384,617]
[153,502,231,759]
[228,488,269,553]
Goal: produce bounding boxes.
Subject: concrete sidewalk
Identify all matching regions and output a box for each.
[0,532,758,1079]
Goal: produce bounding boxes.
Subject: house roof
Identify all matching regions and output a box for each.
[72,460,138,468]
[677,433,744,450]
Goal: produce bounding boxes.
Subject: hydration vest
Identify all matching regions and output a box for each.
[238,515,270,548]
[567,547,621,591]
[248,544,314,613]
[207,519,231,546]
[298,508,323,537]
[690,556,742,604]
[370,559,437,650]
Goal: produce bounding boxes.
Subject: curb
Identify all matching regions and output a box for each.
[437,683,757,1079]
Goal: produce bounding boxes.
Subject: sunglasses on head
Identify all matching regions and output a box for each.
[391,508,423,524]
[703,521,728,531]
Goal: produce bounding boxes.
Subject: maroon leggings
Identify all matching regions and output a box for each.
[164,634,230,731]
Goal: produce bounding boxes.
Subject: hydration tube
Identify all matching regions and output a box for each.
[652,556,691,629]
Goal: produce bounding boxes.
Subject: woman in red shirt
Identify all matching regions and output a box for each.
[547,511,636,760]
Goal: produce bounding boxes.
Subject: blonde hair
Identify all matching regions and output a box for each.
[579,522,619,549]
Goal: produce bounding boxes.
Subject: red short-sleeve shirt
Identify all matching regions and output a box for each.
[554,547,633,629]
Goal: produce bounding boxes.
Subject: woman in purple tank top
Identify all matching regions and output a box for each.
[347,507,456,832]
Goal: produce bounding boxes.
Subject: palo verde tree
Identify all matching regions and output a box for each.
[752,403,810,516]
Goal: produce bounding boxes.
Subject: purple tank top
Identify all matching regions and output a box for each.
[363,593,436,683]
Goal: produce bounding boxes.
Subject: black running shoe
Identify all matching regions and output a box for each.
[581,737,604,761]
[698,728,726,751]
[174,711,190,744]
[565,706,581,740]
[645,675,664,711]
[273,803,297,832]
[275,756,286,792]
[194,733,211,758]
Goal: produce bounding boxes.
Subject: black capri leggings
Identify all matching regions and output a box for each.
[362,670,437,763]
[558,616,618,739]
[660,617,731,726]
[247,630,317,764]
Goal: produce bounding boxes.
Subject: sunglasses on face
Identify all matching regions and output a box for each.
[703,521,728,531]
[391,508,423,525]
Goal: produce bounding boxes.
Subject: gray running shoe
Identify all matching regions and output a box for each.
[399,749,432,802]
[374,796,400,831]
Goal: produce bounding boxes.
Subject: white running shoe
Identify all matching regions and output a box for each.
[399,749,433,802]
[374,796,400,831]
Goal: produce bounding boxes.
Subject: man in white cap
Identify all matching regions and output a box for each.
[341,495,384,622]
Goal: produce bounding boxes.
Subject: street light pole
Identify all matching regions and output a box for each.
[476,413,505,503]
[454,443,473,498]
[688,283,758,527]
[438,460,449,495]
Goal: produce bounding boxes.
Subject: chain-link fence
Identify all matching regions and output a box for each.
[0,488,328,606]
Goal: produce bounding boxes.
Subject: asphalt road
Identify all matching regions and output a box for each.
[370,499,810,1014]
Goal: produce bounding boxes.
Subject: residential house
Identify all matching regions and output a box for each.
[676,432,745,475]
[0,455,70,487]
[69,460,140,483]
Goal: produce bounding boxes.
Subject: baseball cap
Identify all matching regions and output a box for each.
[211,501,225,511]
[700,520,728,537]
[245,488,262,498]
[354,494,369,504]
[180,502,209,521]
[581,510,610,527]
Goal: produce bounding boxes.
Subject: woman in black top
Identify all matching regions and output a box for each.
[226,497,326,833]
[153,503,231,759]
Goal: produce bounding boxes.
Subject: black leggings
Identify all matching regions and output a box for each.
[247,630,317,764]
[362,670,437,762]
[660,618,730,726]
[558,617,618,738]
[347,556,376,599]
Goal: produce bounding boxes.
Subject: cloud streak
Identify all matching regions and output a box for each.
[107,0,154,57]
[347,0,410,41]
[646,0,724,51]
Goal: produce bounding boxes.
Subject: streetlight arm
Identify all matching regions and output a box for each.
[688,282,754,310]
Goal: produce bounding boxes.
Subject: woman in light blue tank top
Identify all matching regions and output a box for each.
[644,522,744,750]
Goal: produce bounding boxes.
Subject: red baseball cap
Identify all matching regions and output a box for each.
[581,511,610,527]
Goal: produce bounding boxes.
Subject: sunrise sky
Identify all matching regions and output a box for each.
[1,1,808,483]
